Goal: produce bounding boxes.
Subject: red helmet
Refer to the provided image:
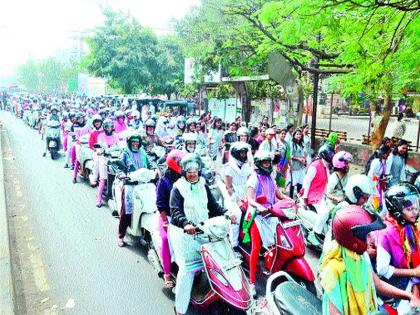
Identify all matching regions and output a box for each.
[166,150,186,175]
[332,205,385,254]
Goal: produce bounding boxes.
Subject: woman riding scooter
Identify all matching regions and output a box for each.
[92,119,120,207]
[156,150,186,289]
[116,131,150,247]
[114,111,127,134]
[71,112,91,183]
[244,151,290,295]
[88,114,103,150]
[224,142,252,251]
[169,153,235,315]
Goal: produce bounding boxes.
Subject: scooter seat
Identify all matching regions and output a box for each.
[274,281,321,315]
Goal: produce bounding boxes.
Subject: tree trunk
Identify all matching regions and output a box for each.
[296,78,304,126]
[370,93,392,149]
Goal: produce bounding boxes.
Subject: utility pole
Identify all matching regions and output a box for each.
[328,92,334,132]
[310,58,319,150]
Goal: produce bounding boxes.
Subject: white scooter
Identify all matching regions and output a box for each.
[108,161,159,247]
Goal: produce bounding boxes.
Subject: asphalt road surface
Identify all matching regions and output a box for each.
[1,111,320,315]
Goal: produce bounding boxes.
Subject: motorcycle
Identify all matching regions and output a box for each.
[46,120,61,160]
[151,216,252,313]
[238,198,316,294]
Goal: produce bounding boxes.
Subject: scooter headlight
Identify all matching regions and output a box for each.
[210,269,229,287]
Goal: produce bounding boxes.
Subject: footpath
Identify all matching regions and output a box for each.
[0,120,16,315]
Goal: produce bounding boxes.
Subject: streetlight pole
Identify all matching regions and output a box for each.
[328,92,334,132]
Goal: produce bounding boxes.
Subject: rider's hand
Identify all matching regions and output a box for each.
[229,214,237,224]
[257,205,270,216]
[162,221,169,231]
[184,224,196,235]
[413,265,420,277]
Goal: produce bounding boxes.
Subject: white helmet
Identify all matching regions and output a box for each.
[345,174,376,204]
[132,110,140,118]
[183,133,198,153]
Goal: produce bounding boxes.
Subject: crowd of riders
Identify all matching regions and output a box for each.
[3,93,420,315]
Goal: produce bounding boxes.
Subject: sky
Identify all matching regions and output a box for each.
[0,0,200,79]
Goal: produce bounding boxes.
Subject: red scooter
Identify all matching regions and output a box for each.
[238,197,316,294]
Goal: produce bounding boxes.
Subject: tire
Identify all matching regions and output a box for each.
[291,274,317,296]
[50,150,56,160]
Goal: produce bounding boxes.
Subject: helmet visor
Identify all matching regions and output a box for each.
[184,161,200,172]
[352,212,386,242]
[402,196,419,211]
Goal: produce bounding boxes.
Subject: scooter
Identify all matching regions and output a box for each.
[238,198,316,294]
[108,161,159,246]
[151,216,252,313]
[46,120,61,160]
[259,271,406,315]
[259,271,321,315]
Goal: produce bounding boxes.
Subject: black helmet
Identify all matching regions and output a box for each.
[75,111,85,120]
[103,119,114,130]
[230,142,249,163]
[254,151,273,176]
[69,111,76,119]
[98,109,107,117]
[318,143,335,163]
[126,131,142,153]
[385,183,419,226]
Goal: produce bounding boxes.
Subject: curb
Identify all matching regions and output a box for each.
[0,121,16,315]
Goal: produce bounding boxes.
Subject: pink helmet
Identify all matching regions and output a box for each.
[332,151,353,169]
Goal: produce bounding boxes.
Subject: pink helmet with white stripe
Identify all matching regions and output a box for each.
[332,151,353,170]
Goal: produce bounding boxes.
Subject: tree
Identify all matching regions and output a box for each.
[151,36,185,99]
[17,57,82,93]
[84,9,160,94]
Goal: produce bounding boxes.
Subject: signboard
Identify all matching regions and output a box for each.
[184,58,221,84]
[78,74,106,97]
[208,98,238,123]
[78,74,89,96]
[184,58,195,84]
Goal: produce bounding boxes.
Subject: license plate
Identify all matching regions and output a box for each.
[49,142,57,148]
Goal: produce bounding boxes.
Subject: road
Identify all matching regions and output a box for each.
[1,111,320,315]
[1,111,175,315]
